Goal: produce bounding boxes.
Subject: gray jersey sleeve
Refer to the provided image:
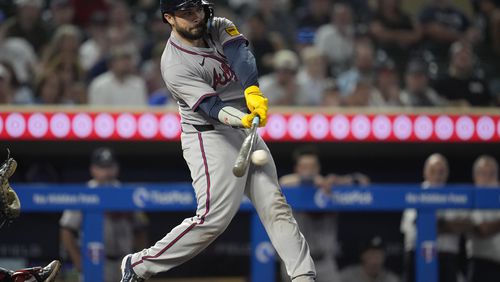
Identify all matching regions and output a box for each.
[212,17,246,47]
[164,64,216,110]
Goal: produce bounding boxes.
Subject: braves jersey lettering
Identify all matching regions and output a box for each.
[161,18,249,124]
[212,62,237,89]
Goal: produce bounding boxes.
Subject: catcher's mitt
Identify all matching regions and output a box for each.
[0,149,20,228]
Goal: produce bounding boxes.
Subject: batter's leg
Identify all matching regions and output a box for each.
[129,130,247,279]
[244,137,316,281]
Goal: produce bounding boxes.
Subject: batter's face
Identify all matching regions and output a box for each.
[165,6,206,41]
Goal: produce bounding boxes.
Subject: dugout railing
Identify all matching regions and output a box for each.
[13,184,500,282]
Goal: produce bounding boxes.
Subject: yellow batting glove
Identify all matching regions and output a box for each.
[244,85,268,113]
[241,113,255,128]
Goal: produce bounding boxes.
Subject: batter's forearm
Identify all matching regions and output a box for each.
[197,96,248,127]
[218,106,245,127]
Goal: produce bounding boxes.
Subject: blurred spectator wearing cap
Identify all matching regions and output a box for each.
[400,58,448,107]
[337,41,376,96]
[296,46,330,106]
[259,49,300,105]
[0,61,34,104]
[467,155,500,282]
[374,57,403,106]
[369,0,422,72]
[340,236,400,282]
[433,41,492,106]
[2,0,49,53]
[401,153,471,282]
[88,46,147,105]
[60,147,148,282]
[314,2,355,76]
[418,0,475,66]
[0,37,38,86]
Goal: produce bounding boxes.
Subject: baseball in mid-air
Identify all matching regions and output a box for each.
[251,150,268,166]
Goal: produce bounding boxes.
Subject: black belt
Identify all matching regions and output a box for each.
[192,124,215,132]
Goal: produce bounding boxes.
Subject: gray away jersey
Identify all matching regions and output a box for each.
[161,17,248,125]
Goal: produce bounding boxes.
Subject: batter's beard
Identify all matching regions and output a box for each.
[175,23,206,40]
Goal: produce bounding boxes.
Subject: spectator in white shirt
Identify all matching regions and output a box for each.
[337,41,375,96]
[467,155,500,282]
[297,46,329,106]
[88,46,147,106]
[401,153,469,282]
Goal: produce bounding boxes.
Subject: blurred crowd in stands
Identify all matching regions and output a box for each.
[282,146,500,282]
[0,0,499,107]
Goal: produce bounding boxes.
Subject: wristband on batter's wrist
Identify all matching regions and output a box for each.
[218,106,246,127]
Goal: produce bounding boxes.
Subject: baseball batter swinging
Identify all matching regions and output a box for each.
[121,1,316,281]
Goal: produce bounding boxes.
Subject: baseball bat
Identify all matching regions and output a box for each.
[232,116,260,177]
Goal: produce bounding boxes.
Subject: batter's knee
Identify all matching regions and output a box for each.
[259,191,294,224]
[197,216,232,242]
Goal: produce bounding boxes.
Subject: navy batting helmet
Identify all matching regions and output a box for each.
[160,0,213,23]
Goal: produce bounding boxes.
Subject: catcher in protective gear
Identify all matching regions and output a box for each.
[0,260,61,282]
[0,150,20,229]
[0,150,61,281]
